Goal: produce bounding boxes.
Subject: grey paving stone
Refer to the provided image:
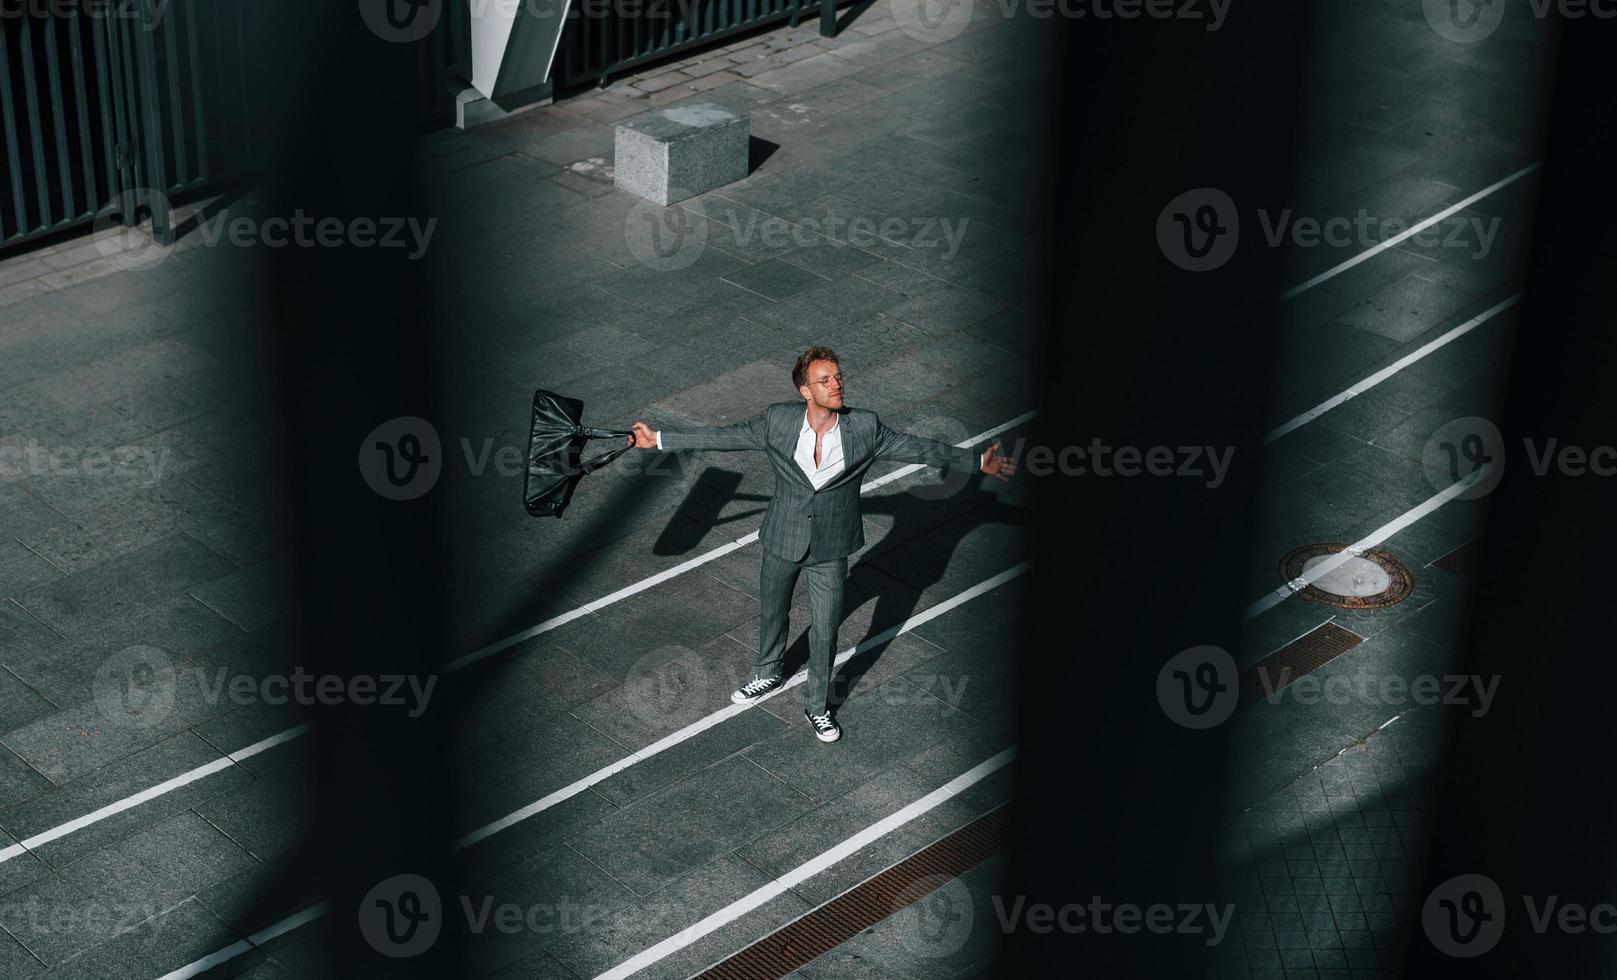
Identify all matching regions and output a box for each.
[547,570,760,677]
[459,835,638,972]
[2,637,261,786]
[34,897,252,979]
[777,239,887,280]
[719,258,828,300]
[1283,445,1433,530]
[1335,274,1476,345]
[748,678,975,801]
[570,754,812,897]
[12,535,238,647]
[187,703,308,781]
[192,847,323,945]
[0,732,250,871]
[186,770,311,864]
[0,928,42,977]
[864,501,1029,602]
[0,543,61,602]
[185,563,287,634]
[542,852,797,978]
[60,810,257,911]
[450,643,616,734]
[0,668,55,734]
[19,482,246,578]
[588,707,787,810]
[0,745,53,818]
[738,761,942,881]
[453,711,633,831]
[0,871,137,967]
[784,775,1007,912]
[566,633,755,752]
[0,486,68,547]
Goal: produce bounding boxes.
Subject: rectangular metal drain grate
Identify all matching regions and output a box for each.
[692,804,1011,980]
[1239,621,1364,709]
[1430,539,1479,574]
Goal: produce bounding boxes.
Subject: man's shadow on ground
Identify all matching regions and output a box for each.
[653,467,1029,710]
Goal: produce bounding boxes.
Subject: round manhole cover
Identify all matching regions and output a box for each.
[1280,544,1414,609]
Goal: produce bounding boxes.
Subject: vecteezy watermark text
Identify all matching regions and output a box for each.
[0,0,167,24]
[94,646,437,729]
[1157,188,1503,272]
[1423,873,1617,957]
[358,874,644,957]
[891,0,1228,44]
[0,440,171,486]
[624,198,971,271]
[188,209,438,259]
[1422,416,1617,499]
[94,188,438,273]
[0,896,165,940]
[993,895,1235,945]
[1255,667,1500,718]
[1012,439,1236,489]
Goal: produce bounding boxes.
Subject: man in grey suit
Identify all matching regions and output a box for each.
[630,346,1015,743]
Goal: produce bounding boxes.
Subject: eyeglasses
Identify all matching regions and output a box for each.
[808,374,844,388]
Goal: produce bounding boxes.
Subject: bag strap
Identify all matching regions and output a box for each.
[577,442,634,476]
[575,425,631,440]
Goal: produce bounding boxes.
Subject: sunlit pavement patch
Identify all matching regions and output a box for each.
[1280,543,1414,610]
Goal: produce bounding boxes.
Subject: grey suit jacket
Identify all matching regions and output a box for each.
[659,402,979,561]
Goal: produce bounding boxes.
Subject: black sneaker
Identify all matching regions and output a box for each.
[731,675,783,704]
[805,709,841,743]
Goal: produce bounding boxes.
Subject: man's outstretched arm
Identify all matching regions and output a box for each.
[872,416,1017,481]
[630,413,768,452]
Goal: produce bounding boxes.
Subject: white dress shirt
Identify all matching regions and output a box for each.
[794,409,846,489]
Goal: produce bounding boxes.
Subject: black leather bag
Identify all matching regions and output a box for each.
[524,390,633,518]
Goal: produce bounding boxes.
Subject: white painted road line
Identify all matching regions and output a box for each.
[1263,293,1521,444]
[0,411,1038,873]
[1242,463,1492,622]
[1278,162,1540,301]
[0,723,312,867]
[457,561,1030,848]
[156,901,332,980]
[593,747,1018,980]
[152,564,1030,979]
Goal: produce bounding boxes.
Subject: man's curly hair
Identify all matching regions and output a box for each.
[792,346,840,389]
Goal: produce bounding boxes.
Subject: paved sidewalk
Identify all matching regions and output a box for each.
[0,2,1048,977]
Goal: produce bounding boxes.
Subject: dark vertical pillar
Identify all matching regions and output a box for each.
[1400,12,1617,979]
[1004,8,1308,976]
[249,0,459,973]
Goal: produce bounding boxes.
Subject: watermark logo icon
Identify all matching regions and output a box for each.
[358,0,441,42]
[1423,873,1505,957]
[91,188,173,272]
[1156,645,1238,729]
[623,645,714,726]
[360,874,443,957]
[625,199,708,271]
[891,0,975,42]
[93,646,177,729]
[1422,416,1504,499]
[358,417,443,500]
[1157,188,1239,272]
[1422,0,1506,43]
[888,875,975,956]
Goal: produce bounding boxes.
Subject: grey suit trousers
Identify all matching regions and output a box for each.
[756,542,846,715]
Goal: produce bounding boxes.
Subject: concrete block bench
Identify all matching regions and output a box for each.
[614,103,749,206]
